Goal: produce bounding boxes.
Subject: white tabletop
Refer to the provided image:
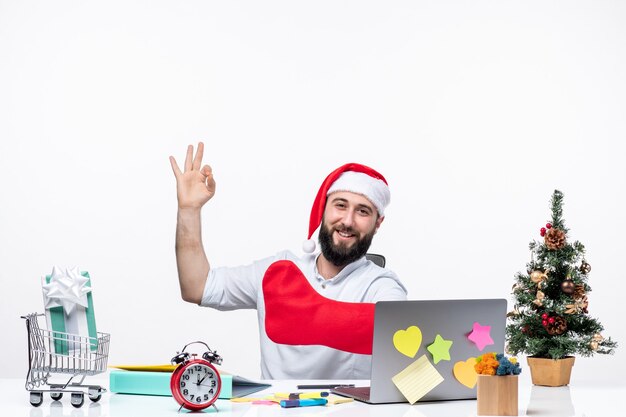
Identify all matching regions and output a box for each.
[1,371,623,417]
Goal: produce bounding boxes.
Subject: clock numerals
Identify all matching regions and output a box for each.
[178,363,219,407]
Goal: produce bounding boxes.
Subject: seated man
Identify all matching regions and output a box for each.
[170,143,407,379]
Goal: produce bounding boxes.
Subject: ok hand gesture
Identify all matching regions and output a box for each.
[169,142,216,209]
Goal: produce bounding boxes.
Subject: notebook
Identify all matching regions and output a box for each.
[332,298,507,404]
[109,367,271,398]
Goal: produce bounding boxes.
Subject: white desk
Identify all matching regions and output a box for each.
[1,372,623,417]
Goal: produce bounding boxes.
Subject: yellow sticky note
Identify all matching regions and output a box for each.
[393,325,423,358]
[453,357,478,388]
[391,355,444,404]
[326,394,354,405]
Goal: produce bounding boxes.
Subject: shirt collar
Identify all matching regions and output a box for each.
[314,254,368,283]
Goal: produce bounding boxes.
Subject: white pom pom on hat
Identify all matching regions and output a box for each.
[302,163,390,253]
[302,239,317,253]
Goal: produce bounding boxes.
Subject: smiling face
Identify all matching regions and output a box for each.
[318,191,384,267]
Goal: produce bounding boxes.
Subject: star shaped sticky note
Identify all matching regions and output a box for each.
[467,322,494,351]
[426,334,453,364]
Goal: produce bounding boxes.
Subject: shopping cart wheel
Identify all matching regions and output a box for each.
[29,391,43,407]
[88,386,102,402]
[50,391,63,401]
[70,392,84,408]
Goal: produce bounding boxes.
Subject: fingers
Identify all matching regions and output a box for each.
[184,144,193,171]
[200,165,215,193]
[193,142,204,171]
[169,156,182,178]
[201,164,212,175]
[183,142,205,172]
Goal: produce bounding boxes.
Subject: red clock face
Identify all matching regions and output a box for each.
[170,359,221,410]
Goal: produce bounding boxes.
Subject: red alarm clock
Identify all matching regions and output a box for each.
[170,341,223,411]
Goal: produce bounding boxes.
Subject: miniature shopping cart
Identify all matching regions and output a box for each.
[22,313,110,408]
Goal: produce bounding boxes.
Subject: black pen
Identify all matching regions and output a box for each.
[297,384,355,389]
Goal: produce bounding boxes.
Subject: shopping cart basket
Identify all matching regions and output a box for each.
[22,313,110,407]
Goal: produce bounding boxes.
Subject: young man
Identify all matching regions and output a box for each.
[170,142,407,379]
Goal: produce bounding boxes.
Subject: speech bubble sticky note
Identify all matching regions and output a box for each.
[392,355,444,404]
[453,357,478,389]
[467,322,494,351]
[393,325,422,358]
[426,334,453,364]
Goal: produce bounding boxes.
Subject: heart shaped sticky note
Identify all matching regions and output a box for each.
[453,357,478,389]
[393,326,422,358]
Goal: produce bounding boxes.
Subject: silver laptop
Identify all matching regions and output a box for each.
[332,299,507,404]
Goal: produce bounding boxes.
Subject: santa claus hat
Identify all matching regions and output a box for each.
[303,163,390,253]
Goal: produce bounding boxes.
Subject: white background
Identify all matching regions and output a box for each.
[1,0,624,383]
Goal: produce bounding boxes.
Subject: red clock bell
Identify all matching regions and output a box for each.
[170,341,223,412]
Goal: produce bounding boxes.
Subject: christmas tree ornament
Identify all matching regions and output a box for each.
[564,296,589,314]
[530,270,548,288]
[590,334,603,350]
[573,284,586,300]
[561,279,575,295]
[527,253,536,274]
[540,227,547,237]
[544,228,566,250]
[546,223,552,229]
[532,290,545,307]
[580,261,592,274]
[541,313,548,320]
[545,316,567,336]
[506,306,521,317]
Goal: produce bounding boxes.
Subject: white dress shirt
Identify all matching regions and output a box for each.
[201,250,407,379]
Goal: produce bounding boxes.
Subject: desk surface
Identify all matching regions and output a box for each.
[1,371,623,417]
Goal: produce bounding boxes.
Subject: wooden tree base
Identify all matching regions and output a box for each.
[527,356,575,387]
[477,375,518,416]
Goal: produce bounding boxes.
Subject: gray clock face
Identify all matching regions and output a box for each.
[179,363,219,405]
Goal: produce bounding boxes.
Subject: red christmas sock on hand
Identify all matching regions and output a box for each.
[263,260,375,355]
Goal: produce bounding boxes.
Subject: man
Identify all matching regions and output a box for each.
[170,142,407,379]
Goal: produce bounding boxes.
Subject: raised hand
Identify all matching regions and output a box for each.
[170,142,216,209]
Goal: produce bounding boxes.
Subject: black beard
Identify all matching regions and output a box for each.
[318,222,375,267]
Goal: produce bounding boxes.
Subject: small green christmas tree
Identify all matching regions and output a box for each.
[506,190,617,359]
